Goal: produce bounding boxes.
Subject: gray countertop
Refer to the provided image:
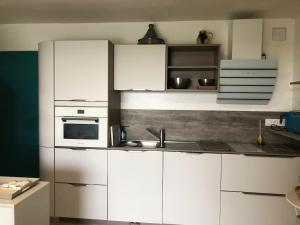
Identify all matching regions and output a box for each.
[109,141,300,157]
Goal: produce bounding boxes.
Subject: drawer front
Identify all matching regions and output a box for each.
[220,191,296,225]
[222,154,300,194]
[55,148,107,185]
[55,183,107,220]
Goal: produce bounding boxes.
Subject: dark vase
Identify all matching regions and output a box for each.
[138,24,165,44]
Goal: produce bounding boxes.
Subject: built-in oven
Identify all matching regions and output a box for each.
[55,106,108,148]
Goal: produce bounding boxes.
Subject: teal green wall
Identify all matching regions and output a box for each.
[0,51,39,177]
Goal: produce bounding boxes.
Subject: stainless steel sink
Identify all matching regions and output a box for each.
[123,140,160,149]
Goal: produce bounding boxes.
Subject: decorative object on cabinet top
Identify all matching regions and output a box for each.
[138,24,165,44]
[196,30,213,45]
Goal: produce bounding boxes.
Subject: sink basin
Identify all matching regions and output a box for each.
[123,140,160,149]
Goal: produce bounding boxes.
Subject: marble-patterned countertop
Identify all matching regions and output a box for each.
[109,141,300,157]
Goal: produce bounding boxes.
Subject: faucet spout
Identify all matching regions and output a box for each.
[146,128,165,148]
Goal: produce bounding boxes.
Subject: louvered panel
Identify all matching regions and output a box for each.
[218,93,272,100]
[217,60,278,105]
[220,78,276,85]
[219,86,274,93]
[220,70,276,78]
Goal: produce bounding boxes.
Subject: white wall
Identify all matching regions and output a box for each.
[0,19,295,111]
[293,17,300,110]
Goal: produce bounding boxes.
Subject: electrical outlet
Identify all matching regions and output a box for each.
[265,118,285,127]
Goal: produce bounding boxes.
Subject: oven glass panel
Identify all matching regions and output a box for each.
[64,124,99,140]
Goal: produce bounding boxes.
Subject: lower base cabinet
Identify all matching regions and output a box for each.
[108,150,163,224]
[220,191,296,225]
[55,183,107,220]
[163,152,221,225]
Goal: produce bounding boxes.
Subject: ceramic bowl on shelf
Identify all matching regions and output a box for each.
[169,77,191,89]
[198,78,215,86]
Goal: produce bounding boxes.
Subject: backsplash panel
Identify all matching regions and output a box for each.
[121,109,296,144]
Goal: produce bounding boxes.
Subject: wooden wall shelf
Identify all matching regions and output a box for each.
[167,44,220,92]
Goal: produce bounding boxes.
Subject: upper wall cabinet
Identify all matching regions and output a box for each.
[232,19,263,60]
[114,45,166,91]
[54,40,112,102]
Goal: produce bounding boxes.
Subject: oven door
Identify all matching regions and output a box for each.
[55,116,108,148]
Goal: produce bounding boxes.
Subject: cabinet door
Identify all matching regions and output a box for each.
[114,45,166,91]
[38,41,54,147]
[163,152,221,225]
[55,183,107,220]
[220,191,296,225]
[55,148,107,185]
[108,150,163,223]
[222,154,300,194]
[39,147,54,217]
[55,40,109,101]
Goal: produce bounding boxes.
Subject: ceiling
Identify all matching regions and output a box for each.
[0,0,300,24]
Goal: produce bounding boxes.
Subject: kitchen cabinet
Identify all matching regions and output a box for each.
[54,40,112,102]
[54,148,108,220]
[38,41,54,148]
[220,191,296,225]
[108,150,163,223]
[222,154,300,194]
[232,19,263,59]
[114,45,166,91]
[163,152,221,225]
[39,147,54,217]
[55,183,107,220]
[55,148,107,185]
[221,154,300,225]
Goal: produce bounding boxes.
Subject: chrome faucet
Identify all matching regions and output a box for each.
[146,128,165,148]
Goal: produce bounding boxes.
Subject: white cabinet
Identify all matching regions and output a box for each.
[55,183,107,220]
[232,19,263,59]
[220,191,296,225]
[54,40,111,102]
[222,154,300,194]
[55,148,107,185]
[39,147,54,217]
[108,150,163,223]
[221,154,300,225]
[114,45,166,91]
[163,152,221,225]
[38,41,54,147]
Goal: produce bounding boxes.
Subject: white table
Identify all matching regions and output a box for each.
[0,181,50,225]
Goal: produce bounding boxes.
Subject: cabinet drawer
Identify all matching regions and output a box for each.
[55,183,107,220]
[222,154,300,194]
[55,148,107,185]
[220,191,296,225]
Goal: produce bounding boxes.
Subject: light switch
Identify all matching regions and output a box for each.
[272,27,287,41]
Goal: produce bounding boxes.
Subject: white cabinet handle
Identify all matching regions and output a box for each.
[69,147,87,151]
[241,191,285,197]
[70,99,87,101]
[127,150,146,153]
[68,183,88,187]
